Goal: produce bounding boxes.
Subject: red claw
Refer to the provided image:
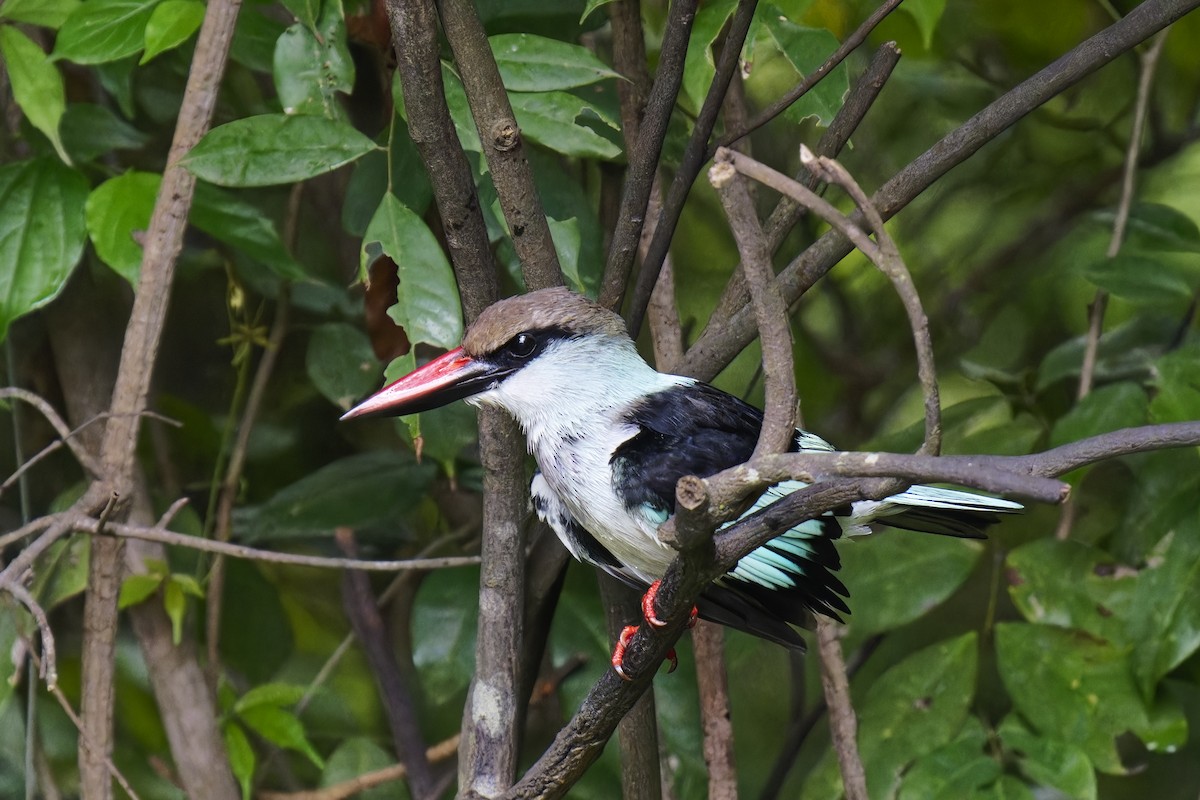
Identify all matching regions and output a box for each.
[612,625,639,681]
[641,579,699,629]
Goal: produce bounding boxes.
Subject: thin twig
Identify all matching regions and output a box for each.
[1059,28,1170,539]
[0,388,102,477]
[815,618,867,800]
[796,146,942,455]
[6,582,56,688]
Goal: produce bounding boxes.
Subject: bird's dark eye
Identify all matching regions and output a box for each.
[508,332,537,358]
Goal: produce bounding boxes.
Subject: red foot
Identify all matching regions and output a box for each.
[641,580,699,629]
[610,624,681,681]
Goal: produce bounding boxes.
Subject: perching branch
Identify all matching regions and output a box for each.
[503,421,1200,797]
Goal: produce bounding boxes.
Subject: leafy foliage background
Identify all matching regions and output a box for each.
[1,0,1199,797]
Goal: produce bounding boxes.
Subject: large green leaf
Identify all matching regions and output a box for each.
[1126,522,1200,695]
[840,533,983,637]
[490,33,620,91]
[896,719,1000,800]
[1082,253,1193,307]
[183,114,377,187]
[681,0,735,114]
[803,632,978,799]
[412,566,480,707]
[240,451,435,540]
[998,716,1096,800]
[60,102,150,162]
[1149,345,1200,424]
[1093,202,1200,254]
[341,120,432,237]
[508,91,621,160]
[191,182,306,280]
[53,0,157,64]
[274,0,355,118]
[0,0,81,27]
[0,158,89,340]
[1006,538,1137,647]
[901,0,949,49]
[0,27,70,163]
[140,0,204,63]
[762,8,849,127]
[320,738,394,800]
[223,722,255,800]
[1037,316,1177,391]
[85,169,159,284]
[361,193,463,349]
[306,322,381,411]
[238,705,324,768]
[1049,381,1147,449]
[995,622,1148,773]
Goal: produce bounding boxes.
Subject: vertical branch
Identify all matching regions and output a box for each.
[72,0,245,794]
[626,0,758,331]
[436,0,563,289]
[692,622,738,800]
[815,618,867,800]
[599,0,698,310]
[600,575,663,800]
[1058,28,1169,539]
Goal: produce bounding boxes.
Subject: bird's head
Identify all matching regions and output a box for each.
[341,287,650,424]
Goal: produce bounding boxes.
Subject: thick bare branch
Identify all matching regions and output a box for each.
[815,618,867,800]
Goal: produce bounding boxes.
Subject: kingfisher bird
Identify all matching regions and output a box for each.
[343,287,1020,676]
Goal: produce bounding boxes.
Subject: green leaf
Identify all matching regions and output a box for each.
[223,722,256,800]
[241,451,435,540]
[184,114,377,187]
[429,65,482,152]
[53,0,157,64]
[1150,345,1200,424]
[508,91,621,160]
[306,322,381,410]
[235,682,308,713]
[578,0,616,24]
[0,27,70,163]
[140,0,203,63]
[1093,203,1200,254]
[681,0,735,114]
[400,400,477,476]
[0,0,82,28]
[29,535,90,610]
[1037,316,1176,391]
[413,566,480,706]
[1082,254,1193,307]
[163,577,186,644]
[901,0,948,49]
[1136,689,1188,754]
[1127,524,1200,695]
[490,33,620,91]
[977,776,1035,800]
[85,169,159,284]
[999,716,1096,800]
[1049,381,1147,449]
[803,632,978,798]
[321,738,394,800]
[841,533,983,637]
[1006,538,1137,646]
[169,573,204,598]
[362,193,463,349]
[118,572,164,609]
[279,0,320,31]
[549,217,585,293]
[0,157,89,341]
[230,8,287,72]
[273,0,355,118]
[762,9,850,127]
[897,719,1000,800]
[995,622,1148,773]
[239,705,325,769]
[191,182,307,280]
[60,103,150,162]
